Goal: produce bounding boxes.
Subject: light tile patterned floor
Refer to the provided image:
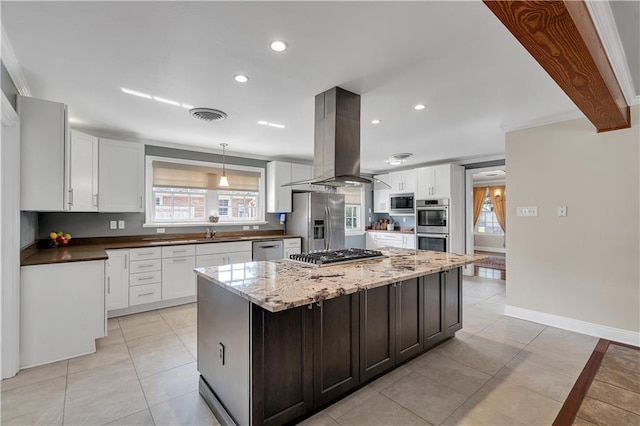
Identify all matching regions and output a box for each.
[1,277,600,425]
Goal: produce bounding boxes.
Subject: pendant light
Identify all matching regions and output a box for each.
[219,143,230,187]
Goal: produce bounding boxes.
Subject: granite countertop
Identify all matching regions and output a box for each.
[21,233,302,266]
[195,248,487,313]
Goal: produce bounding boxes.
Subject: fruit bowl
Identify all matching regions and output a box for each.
[49,231,72,248]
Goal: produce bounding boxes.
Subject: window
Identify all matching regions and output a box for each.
[338,186,365,234]
[145,156,265,226]
[476,191,503,235]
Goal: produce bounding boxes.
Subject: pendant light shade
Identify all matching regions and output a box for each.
[219,143,229,187]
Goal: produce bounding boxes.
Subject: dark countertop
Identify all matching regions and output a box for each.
[21,233,302,266]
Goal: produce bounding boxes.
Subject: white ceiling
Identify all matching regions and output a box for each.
[2,1,589,173]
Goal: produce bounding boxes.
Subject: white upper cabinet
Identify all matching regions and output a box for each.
[290,163,324,192]
[98,138,144,212]
[69,130,98,211]
[416,164,452,199]
[389,169,416,193]
[267,161,292,213]
[18,96,69,211]
[373,174,391,213]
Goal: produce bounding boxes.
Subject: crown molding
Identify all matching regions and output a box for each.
[585,0,639,106]
[1,27,31,97]
[500,110,586,133]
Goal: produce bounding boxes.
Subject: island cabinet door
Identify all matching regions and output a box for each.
[251,305,313,426]
[395,277,424,362]
[313,294,360,407]
[359,286,396,382]
[423,273,445,349]
[444,267,462,336]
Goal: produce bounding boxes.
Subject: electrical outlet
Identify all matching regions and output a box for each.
[517,206,538,217]
[253,225,259,229]
[557,206,567,217]
[156,228,165,233]
[118,220,125,229]
[218,342,225,365]
[242,225,250,230]
[109,221,117,230]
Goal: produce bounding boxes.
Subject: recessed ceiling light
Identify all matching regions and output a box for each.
[414,104,426,110]
[258,120,285,129]
[121,88,152,99]
[270,40,288,52]
[371,119,381,124]
[234,74,249,83]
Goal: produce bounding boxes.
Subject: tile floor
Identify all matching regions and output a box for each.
[1,276,600,425]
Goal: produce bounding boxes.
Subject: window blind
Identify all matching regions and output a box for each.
[153,161,260,191]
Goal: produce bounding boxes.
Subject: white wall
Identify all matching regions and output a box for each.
[506,105,639,334]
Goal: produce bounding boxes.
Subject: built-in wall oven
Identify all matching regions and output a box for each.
[389,194,414,215]
[417,233,448,253]
[416,199,449,234]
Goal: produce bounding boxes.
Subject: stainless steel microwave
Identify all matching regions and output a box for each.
[389,194,414,214]
[416,199,449,234]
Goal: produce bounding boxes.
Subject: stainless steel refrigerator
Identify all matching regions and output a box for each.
[288,192,345,253]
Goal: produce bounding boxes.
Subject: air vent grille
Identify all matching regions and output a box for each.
[189,108,228,122]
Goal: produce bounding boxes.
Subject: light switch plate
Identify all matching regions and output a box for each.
[253,225,259,229]
[118,220,125,229]
[109,221,117,230]
[243,225,250,230]
[517,206,538,217]
[156,228,165,233]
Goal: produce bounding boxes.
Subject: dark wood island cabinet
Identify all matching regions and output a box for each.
[196,248,482,426]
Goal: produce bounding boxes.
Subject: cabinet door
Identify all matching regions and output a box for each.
[291,163,312,192]
[360,286,396,381]
[373,174,390,213]
[195,254,225,268]
[283,248,301,259]
[251,304,314,426]
[424,273,445,349]
[105,250,129,310]
[313,294,360,406]
[402,169,417,194]
[162,256,196,300]
[18,96,68,211]
[444,268,462,336]
[416,167,435,199]
[228,251,253,264]
[69,130,98,212]
[98,138,144,212]
[267,161,292,213]
[389,172,403,193]
[432,164,451,199]
[402,234,416,249]
[396,278,424,362]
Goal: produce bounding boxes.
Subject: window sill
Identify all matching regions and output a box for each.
[345,230,366,237]
[143,221,269,228]
[473,233,505,237]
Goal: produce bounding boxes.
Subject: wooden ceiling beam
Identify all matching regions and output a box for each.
[484,0,630,132]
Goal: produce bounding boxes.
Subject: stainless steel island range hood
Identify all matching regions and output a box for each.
[285,87,388,188]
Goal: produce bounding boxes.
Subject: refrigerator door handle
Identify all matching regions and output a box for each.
[325,206,330,250]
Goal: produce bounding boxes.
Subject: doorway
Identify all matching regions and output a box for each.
[464,166,506,280]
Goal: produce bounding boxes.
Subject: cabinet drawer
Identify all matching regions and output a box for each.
[129,247,161,261]
[162,245,195,258]
[196,241,252,256]
[130,259,161,274]
[129,271,161,286]
[283,238,301,248]
[129,283,161,306]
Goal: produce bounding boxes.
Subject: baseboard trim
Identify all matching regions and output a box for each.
[473,246,506,254]
[505,305,640,346]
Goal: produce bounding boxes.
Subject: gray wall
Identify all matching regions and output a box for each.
[37,145,285,238]
[20,212,38,248]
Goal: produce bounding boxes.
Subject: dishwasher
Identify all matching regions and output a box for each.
[252,240,284,261]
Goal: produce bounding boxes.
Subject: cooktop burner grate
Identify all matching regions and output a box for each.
[288,248,386,267]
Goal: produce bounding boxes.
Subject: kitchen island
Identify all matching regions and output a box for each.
[195,248,484,426]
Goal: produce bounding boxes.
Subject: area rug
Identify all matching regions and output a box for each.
[473,253,506,271]
[554,339,640,425]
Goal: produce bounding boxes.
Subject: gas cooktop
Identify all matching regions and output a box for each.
[288,248,386,267]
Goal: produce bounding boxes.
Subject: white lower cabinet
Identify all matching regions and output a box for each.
[162,255,196,300]
[195,241,252,267]
[20,261,105,368]
[130,282,162,306]
[283,238,302,259]
[105,250,129,310]
[366,232,415,250]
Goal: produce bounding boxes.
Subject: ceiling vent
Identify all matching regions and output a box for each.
[189,107,228,122]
